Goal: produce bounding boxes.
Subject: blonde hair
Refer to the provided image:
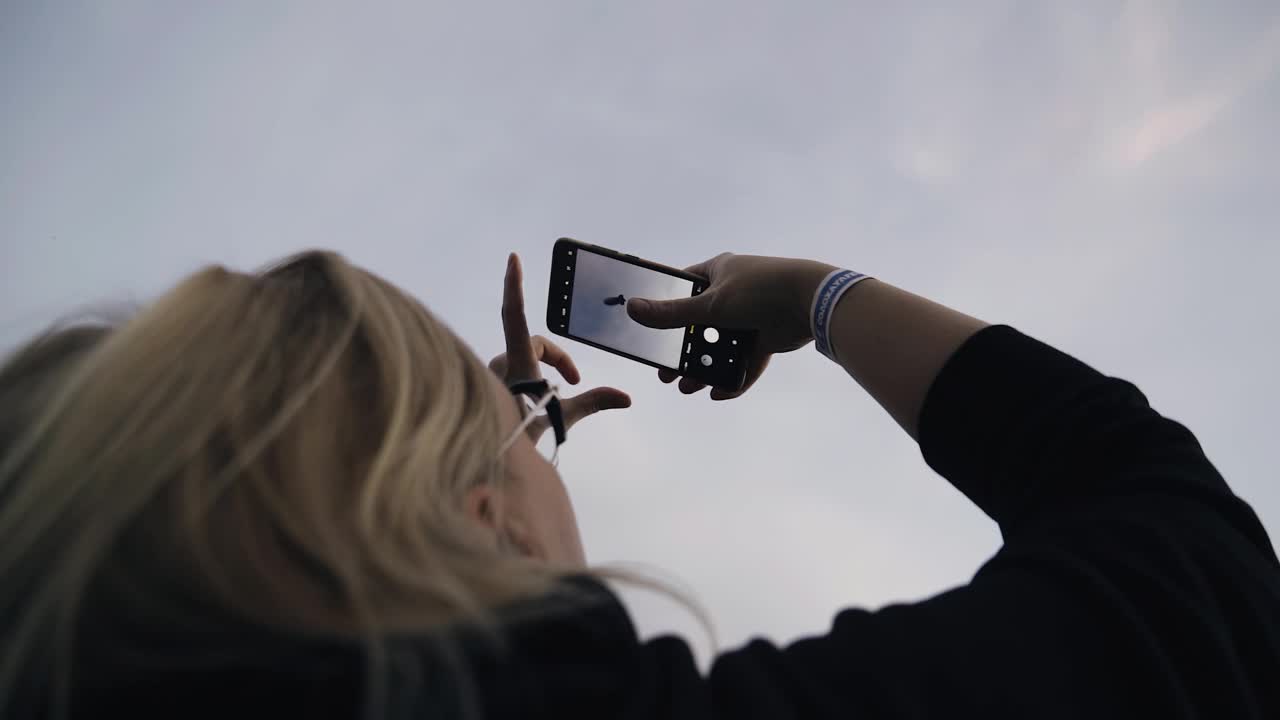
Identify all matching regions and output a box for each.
[0,251,574,716]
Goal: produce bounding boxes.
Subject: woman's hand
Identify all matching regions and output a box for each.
[626,253,836,400]
[489,253,631,444]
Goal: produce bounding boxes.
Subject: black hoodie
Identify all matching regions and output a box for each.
[67,326,1280,719]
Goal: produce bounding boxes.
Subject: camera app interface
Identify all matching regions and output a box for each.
[569,249,694,368]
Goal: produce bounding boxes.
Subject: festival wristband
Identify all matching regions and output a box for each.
[811,269,872,362]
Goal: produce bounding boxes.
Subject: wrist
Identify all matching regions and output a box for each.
[787,260,839,342]
[809,268,874,362]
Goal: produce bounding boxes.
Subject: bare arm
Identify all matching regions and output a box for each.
[821,278,988,440]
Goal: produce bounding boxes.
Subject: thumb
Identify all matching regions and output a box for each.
[627,294,712,329]
[562,386,632,430]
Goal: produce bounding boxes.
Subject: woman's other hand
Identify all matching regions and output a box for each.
[489,253,631,444]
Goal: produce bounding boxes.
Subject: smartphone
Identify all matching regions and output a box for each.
[546,238,755,390]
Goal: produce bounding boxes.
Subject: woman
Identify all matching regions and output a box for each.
[1,249,1276,718]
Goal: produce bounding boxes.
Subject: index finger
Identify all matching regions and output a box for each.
[502,253,539,381]
[684,253,733,283]
[531,336,581,384]
[682,258,713,283]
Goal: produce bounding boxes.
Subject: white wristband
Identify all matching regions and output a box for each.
[811,269,871,363]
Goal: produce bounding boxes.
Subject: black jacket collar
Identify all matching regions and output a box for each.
[66,576,640,719]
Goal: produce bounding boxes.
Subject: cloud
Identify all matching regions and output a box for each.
[1105,16,1280,171]
[1116,94,1231,169]
[892,142,954,184]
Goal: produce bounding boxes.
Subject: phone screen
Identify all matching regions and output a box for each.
[568,248,695,369]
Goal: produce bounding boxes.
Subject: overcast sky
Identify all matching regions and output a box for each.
[3,1,1278,663]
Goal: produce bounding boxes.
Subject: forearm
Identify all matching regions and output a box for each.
[819,277,989,440]
[817,276,1254,545]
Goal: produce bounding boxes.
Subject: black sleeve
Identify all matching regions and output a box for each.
[918,325,1275,553]
[696,325,1280,720]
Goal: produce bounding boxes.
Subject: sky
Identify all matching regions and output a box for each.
[3,1,1278,664]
